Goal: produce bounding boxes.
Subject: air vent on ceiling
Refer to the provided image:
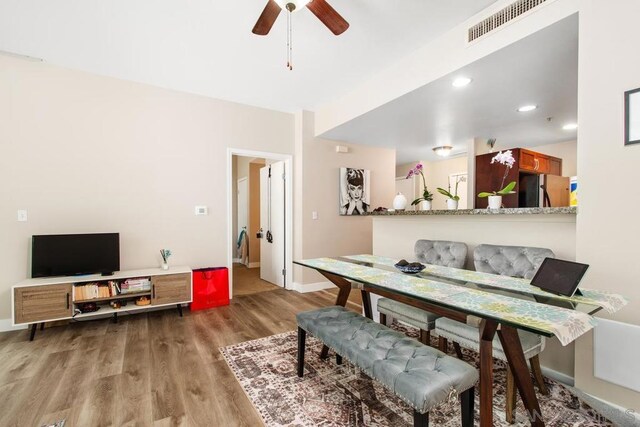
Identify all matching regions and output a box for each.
[468,0,549,43]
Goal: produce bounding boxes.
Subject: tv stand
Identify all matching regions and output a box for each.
[13,266,192,341]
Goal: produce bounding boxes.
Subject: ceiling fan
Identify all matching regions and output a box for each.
[252,0,349,36]
[252,0,349,69]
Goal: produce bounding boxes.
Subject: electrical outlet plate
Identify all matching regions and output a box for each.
[17,210,27,222]
[194,206,208,216]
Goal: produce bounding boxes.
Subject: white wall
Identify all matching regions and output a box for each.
[574,0,640,409]
[372,214,577,377]
[314,0,580,135]
[0,55,294,321]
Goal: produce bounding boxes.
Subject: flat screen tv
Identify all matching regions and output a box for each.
[31,233,120,278]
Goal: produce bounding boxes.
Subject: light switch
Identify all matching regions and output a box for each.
[17,210,27,222]
[195,206,208,216]
[312,211,318,220]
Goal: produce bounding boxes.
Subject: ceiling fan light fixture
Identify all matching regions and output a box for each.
[433,145,454,157]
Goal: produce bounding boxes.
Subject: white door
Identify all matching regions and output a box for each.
[237,178,248,264]
[260,162,285,287]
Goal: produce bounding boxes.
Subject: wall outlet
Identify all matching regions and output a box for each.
[17,210,27,222]
[312,211,318,220]
[195,206,208,216]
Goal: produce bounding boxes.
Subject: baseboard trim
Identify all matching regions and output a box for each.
[291,281,334,293]
[541,365,574,387]
[247,262,260,268]
[0,318,28,332]
[232,258,242,263]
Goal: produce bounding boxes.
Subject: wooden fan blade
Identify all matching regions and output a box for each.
[252,0,281,36]
[307,0,349,35]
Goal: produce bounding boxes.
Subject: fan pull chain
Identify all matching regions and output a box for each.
[286,8,293,70]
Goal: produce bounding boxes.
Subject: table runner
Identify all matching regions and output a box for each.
[344,255,628,314]
[299,257,597,345]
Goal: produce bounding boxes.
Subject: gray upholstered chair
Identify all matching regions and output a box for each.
[435,244,554,423]
[377,239,468,345]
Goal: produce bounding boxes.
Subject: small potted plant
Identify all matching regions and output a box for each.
[160,249,172,270]
[406,163,434,210]
[478,150,517,209]
[437,176,466,210]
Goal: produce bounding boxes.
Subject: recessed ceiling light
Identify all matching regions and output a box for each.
[452,77,472,88]
[563,123,578,131]
[517,105,538,112]
[433,146,454,157]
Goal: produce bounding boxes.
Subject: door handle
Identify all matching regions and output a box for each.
[152,284,156,299]
[534,158,539,170]
[66,293,70,309]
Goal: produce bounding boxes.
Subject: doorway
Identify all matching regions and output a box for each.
[227,149,292,299]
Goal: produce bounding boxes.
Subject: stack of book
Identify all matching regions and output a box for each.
[74,282,118,301]
[121,277,151,294]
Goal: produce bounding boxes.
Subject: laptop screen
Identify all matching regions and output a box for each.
[530,258,590,297]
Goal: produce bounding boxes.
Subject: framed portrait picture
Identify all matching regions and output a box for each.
[625,87,640,146]
[339,168,370,215]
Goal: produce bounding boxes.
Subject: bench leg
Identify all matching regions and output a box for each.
[419,329,430,346]
[438,336,448,353]
[453,342,464,359]
[297,327,306,377]
[336,354,343,365]
[379,312,387,326]
[461,387,475,427]
[506,367,517,424]
[413,410,429,427]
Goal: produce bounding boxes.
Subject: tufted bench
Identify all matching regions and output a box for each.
[296,306,478,427]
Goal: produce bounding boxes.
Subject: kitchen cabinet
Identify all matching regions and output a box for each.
[475,148,563,209]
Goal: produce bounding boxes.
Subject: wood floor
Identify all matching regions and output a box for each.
[232,264,280,296]
[0,287,361,427]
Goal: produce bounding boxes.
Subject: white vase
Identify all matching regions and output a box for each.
[446,199,459,210]
[393,193,408,210]
[161,262,169,270]
[420,200,432,211]
[488,195,502,209]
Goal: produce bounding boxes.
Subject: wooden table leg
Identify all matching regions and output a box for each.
[479,319,498,427]
[498,326,545,426]
[318,272,353,359]
[361,290,373,319]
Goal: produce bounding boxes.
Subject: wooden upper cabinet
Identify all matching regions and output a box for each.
[549,157,562,176]
[151,273,191,305]
[14,284,72,324]
[518,149,560,175]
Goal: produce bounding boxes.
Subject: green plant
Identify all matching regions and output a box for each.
[437,175,465,201]
[478,181,516,198]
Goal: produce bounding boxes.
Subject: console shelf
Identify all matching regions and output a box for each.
[12,266,192,341]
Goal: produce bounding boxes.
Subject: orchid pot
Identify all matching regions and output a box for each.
[488,195,502,209]
[420,200,432,211]
[446,199,459,210]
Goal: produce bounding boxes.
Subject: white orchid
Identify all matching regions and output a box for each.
[478,150,517,199]
[490,150,516,168]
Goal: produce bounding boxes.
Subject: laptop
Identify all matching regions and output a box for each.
[530,258,590,297]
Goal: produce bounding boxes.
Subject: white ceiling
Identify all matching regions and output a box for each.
[321,15,579,164]
[0,0,496,112]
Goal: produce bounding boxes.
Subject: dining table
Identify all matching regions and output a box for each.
[294,254,628,427]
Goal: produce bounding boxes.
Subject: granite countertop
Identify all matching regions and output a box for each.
[367,206,577,216]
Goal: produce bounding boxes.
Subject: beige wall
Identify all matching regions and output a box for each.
[372,214,577,377]
[295,111,396,286]
[574,0,640,409]
[0,55,294,321]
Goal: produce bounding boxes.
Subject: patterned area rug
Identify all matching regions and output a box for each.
[220,323,612,426]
